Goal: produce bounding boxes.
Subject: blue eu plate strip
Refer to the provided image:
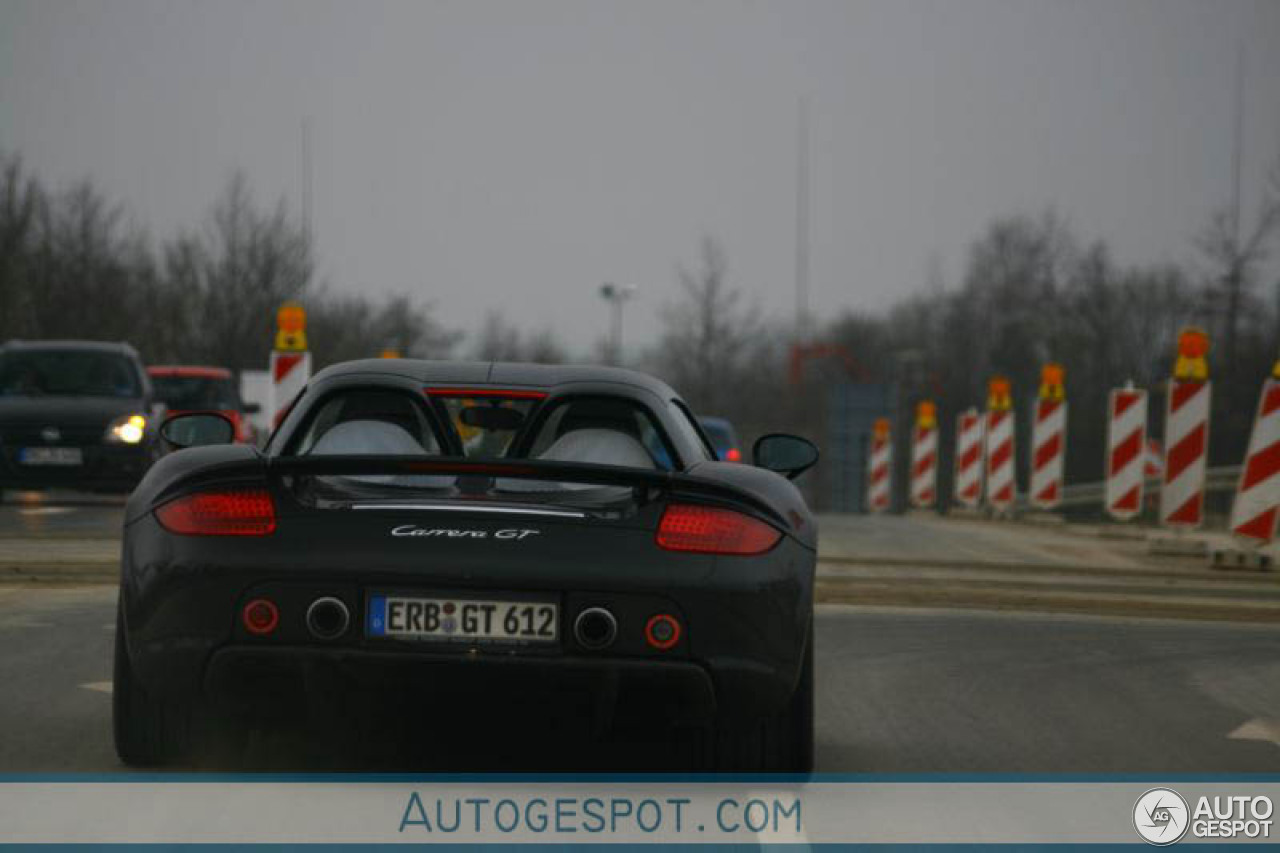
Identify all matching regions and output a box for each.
[367,595,386,637]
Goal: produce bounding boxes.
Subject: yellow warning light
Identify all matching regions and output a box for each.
[988,376,1012,412]
[1173,327,1209,381]
[872,417,891,441]
[1039,362,1065,401]
[275,302,308,352]
[1272,358,1280,381]
[915,400,937,430]
[380,348,401,359]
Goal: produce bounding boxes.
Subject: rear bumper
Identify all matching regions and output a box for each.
[120,515,815,724]
[204,645,718,726]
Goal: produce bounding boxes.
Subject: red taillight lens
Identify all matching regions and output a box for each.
[656,504,781,555]
[155,489,276,536]
[242,598,279,635]
[725,448,742,462]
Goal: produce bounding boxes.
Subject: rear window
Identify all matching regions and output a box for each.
[524,397,675,471]
[286,389,665,510]
[432,394,541,458]
[294,389,443,456]
[0,349,141,398]
[152,375,238,410]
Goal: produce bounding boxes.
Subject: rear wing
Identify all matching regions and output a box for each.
[127,451,793,532]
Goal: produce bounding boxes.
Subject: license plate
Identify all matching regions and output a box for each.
[17,447,83,466]
[368,595,558,644]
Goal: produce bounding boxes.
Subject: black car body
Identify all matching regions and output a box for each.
[114,360,818,770]
[0,341,161,492]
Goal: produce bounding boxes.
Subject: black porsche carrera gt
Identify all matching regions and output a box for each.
[113,360,819,771]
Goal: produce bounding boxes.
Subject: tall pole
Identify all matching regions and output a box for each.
[301,117,313,246]
[1231,46,1243,252]
[599,283,636,366]
[612,298,624,364]
[1226,47,1245,371]
[795,97,810,343]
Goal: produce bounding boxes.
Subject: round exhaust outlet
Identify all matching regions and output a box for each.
[573,607,618,650]
[306,596,350,640]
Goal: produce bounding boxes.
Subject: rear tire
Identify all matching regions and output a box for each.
[714,621,814,773]
[112,603,198,766]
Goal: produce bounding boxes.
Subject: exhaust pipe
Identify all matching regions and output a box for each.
[306,596,350,640]
[573,607,617,650]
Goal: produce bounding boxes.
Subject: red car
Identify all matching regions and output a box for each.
[147,366,258,444]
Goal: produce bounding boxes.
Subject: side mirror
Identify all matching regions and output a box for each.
[753,433,819,480]
[160,413,236,449]
[241,402,262,415]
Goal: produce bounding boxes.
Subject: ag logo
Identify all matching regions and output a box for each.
[1134,788,1190,845]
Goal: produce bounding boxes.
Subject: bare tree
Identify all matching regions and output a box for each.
[1196,149,1280,370]
[468,310,568,363]
[649,237,763,412]
[0,154,44,339]
[178,173,313,370]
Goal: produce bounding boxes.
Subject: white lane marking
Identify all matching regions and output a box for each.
[17,507,74,516]
[1228,717,1280,750]
[79,681,113,694]
[813,602,1280,631]
[103,624,115,631]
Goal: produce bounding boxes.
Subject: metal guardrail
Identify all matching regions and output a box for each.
[1055,466,1240,509]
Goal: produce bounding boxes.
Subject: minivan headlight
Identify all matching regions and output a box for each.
[105,414,147,445]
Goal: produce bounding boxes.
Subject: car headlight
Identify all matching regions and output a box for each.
[105,414,148,445]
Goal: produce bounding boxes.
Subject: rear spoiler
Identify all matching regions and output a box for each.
[131,452,789,529]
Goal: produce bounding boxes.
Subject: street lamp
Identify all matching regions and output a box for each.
[599,283,637,365]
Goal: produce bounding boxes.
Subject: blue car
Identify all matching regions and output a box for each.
[697,416,743,462]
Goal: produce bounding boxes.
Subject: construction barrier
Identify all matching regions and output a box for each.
[1030,363,1066,510]
[867,417,892,514]
[1105,385,1148,521]
[1160,328,1211,529]
[1230,366,1280,545]
[985,376,1015,513]
[910,401,938,509]
[268,302,311,428]
[953,407,984,508]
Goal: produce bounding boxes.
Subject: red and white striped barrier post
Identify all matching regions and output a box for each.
[910,401,938,509]
[985,376,1016,513]
[867,417,892,514]
[268,302,311,429]
[1030,363,1066,510]
[1230,365,1280,545]
[953,407,984,508]
[1160,328,1211,529]
[1105,385,1148,521]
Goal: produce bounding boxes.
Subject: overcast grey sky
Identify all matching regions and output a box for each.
[2,0,1279,353]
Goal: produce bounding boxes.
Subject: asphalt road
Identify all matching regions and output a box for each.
[0,490,123,539]
[1,585,1277,773]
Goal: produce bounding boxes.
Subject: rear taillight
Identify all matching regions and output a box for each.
[656,504,781,555]
[725,448,742,462]
[155,489,276,536]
